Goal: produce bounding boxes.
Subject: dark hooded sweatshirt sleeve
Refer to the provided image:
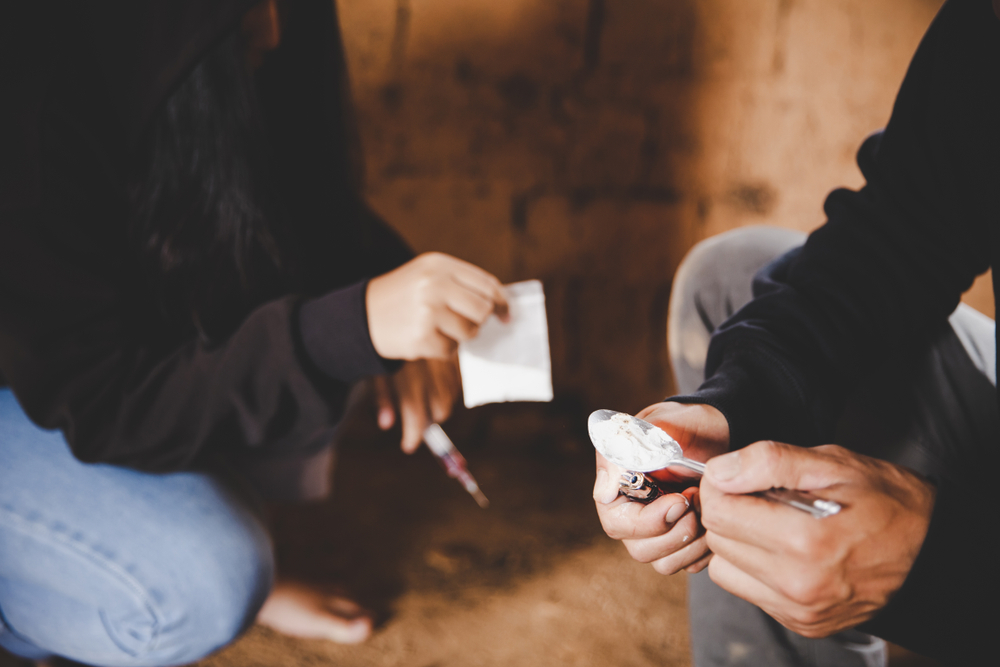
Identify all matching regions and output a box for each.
[0,0,411,471]
[668,0,999,660]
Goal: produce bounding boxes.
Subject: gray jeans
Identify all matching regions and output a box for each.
[669,226,996,667]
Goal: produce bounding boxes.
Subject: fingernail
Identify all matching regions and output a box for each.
[593,469,619,504]
[707,451,741,481]
[665,498,688,524]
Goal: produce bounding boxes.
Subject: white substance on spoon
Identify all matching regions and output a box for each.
[588,412,677,471]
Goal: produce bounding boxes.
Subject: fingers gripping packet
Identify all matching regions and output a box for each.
[458,280,554,408]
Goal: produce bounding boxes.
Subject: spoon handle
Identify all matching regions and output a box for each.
[757,488,842,519]
[674,458,706,474]
[671,458,841,519]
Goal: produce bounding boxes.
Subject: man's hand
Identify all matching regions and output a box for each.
[367,253,509,361]
[372,357,460,453]
[635,401,730,484]
[701,441,936,638]
[594,402,729,575]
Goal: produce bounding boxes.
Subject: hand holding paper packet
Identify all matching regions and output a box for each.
[424,280,554,507]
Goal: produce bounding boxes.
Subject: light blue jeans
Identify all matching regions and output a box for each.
[0,388,275,666]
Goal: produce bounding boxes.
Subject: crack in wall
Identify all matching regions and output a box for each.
[390,0,412,75]
[582,0,606,75]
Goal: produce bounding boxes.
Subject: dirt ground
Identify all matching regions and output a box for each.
[0,399,941,667]
[198,399,940,667]
[200,399,694,667]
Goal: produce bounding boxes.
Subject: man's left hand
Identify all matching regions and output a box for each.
[701,441,936,638]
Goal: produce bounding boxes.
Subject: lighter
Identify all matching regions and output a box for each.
[618,470,663,503]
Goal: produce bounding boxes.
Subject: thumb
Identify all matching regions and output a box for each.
[593,451,624,505]
[703,440,834,494]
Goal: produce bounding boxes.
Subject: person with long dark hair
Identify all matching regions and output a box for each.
[0,1,508,663]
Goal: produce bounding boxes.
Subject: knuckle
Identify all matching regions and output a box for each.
[784,531,812,558]
[596,511,627,541]
[757,440,785,468]
[795,626,828,640]
[685,561,708,574]
[700,506,722,532]
[601,525,625,541]
[703,531,721,554]
[779,574,826,607]
[419,331,438,352]
[785,527,827,561]
[676,510,703,536]
[431,404,450,423]
[473,300,493,323]
[652,556,684,576]
[790,607,826,631]
[623,541,655,564]
[415,274,439,295]
[421,251,445,265]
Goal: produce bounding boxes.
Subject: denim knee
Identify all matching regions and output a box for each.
[0,475,274,667]
[133,494,275,665]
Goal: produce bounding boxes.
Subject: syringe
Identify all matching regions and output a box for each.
[422,423,490,509]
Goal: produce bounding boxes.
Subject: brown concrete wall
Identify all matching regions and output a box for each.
[338,0,977,413]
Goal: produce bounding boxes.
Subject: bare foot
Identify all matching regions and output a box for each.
[257,579,373,644]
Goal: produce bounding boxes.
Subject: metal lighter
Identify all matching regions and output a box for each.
[618,470,663,503]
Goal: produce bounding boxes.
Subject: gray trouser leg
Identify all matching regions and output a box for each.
[670,225,998,666]
[668,226,806,394]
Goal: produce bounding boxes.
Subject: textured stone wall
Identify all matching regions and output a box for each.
[338,0,974,412]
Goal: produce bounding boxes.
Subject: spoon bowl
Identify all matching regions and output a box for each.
[587,409,700,473]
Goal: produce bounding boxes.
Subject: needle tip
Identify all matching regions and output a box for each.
[472,489,490,509]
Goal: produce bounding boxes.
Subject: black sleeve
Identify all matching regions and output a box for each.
[0,16,408,473]
[0,202,394,473]
[668,0,999,659]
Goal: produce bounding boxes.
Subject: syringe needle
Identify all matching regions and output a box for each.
[422,423,490,509]
[459,472,490,508]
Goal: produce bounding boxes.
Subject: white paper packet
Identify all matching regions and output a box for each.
[458,280,554,408]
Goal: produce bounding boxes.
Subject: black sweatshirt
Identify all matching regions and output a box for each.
[669,0,998,660]
[0,0,411,471]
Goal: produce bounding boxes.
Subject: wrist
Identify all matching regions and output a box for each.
[365,273,392,358]
[300,281,399,382]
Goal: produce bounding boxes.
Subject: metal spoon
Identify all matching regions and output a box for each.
[588,409,841,519]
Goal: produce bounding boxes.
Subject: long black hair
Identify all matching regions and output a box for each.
[129,29,284,342]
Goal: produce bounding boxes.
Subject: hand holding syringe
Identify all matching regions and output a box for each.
[423,424,490,508]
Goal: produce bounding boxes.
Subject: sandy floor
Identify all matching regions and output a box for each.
[0,400,942,667]
[200,401,693,667]
[196,399,943,667]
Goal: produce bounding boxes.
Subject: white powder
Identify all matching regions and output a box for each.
[588,411,679,472]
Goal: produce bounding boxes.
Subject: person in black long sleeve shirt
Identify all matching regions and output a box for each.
[594,0,998,663]
[0,0,509,662]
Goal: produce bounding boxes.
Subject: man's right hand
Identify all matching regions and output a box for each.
[366,252,509,361]
[700,441,936,638]
[594,401,730,575]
